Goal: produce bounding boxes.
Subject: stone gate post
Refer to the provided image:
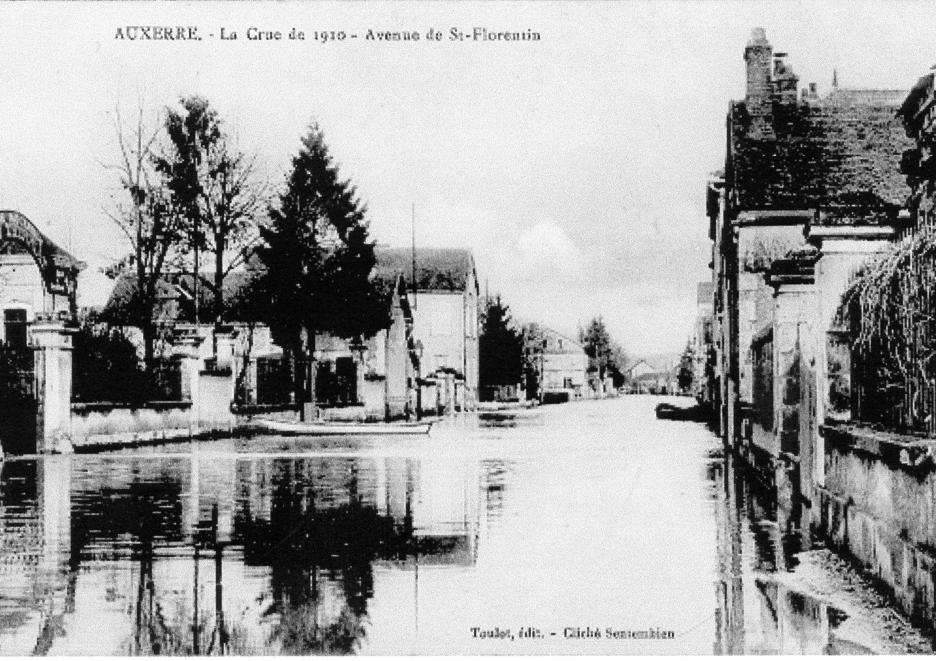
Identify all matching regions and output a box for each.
[767,249,817,506]
[31,318,75,454]
[173,331,204,435]
[806,223,901,496]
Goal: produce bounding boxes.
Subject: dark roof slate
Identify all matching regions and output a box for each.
[727,89,913,219]
[103,245,473,322]
[373,247,476,293]
[0,210,84,272]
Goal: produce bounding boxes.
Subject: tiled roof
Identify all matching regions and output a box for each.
[727,89,913,219]
[103,245,462,322]
[374,247,476,293]
[0,210,84,272]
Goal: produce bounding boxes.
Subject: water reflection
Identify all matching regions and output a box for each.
[0,448,481,655]
[711,451,883,654]
[0,399,925,655]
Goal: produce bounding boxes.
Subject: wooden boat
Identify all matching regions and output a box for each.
[255,418,433,436]
[654,402,708,422]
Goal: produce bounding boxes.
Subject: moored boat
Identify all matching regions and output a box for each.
[255,418,433,436]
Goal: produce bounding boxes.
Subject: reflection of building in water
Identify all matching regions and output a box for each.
[751,578,853,655]
[712,455,745,655]
[0,457,76,656]
[0,450,482,654]
[711,453,873,655]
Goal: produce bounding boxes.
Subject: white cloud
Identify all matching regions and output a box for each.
[514,220,583,280]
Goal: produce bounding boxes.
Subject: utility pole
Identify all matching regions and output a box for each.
[411,203,417,310]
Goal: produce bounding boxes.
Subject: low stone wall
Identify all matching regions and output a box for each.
[71,401,193,449]
[233,405,299,431]
[819,423,936,633]
[198,369,235,432]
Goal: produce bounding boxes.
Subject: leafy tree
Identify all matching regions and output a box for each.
[677,340,695,394]
[103,103,188,384]
[579,316,614,380]
[257,123,388,418]
[520,323,546,401]
[578,316,629,391]
[479,295,524,389]
[156,96,266,352]
[72,316,147,404]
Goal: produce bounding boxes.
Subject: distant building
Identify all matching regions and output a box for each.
[541,327,588,399]
[103,256,423,420]
[374,247,480,411]
[102,245,480,418]
[626,359,676,394]
[311,272,419,420]
[693,281,715,407]
[626,360,655,381]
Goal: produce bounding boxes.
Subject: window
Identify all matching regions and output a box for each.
[3,309,27,349]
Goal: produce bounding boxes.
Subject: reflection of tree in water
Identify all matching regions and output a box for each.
[71,479,185,551]
[1,455,454,655]
[71,479,193,655]
[235,459,412,655]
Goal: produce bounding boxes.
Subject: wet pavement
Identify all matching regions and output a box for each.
[0,396,931,654]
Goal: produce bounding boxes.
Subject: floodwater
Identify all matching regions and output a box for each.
[0,396,930,655]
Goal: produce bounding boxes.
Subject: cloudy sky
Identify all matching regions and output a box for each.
[2,1,935,356]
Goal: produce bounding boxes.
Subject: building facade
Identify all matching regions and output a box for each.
[0,211,82,346]
[540,326,588,399]
[708,28,911,482]
[374,247,480,411]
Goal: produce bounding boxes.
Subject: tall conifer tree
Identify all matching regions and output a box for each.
[258,124,387,418]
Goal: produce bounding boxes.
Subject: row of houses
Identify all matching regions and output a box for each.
[104,246,483,421]
[0,207,605,453]
[695,28,936,631]
[0,231,484,452]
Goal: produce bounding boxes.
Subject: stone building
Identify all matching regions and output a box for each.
[0,210,82,344]
[538,326,588,400]
[374,247,480,412]
[0,210,83,454]
[899,71,936,228]
[708,28,911,494]
[103,253,423,422]
[692,281,715,409]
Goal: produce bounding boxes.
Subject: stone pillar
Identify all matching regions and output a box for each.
[767,249,817,506]
[173,332,204,434]
[354,352,367,408]
[444,373,455,415]
[214,327,238,407]
[232,332,258,407]
[771,285,816,449]
[806,223,900,495]
[31,320,76,454]
[214,327,237,371]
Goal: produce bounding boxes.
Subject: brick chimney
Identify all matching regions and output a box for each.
[744,28,773,138]
[771,52,799,104]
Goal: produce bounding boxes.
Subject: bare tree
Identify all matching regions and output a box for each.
[157,96,267,357]
[103,103,187,383]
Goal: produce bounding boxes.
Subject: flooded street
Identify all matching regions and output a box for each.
[0,396,930,655]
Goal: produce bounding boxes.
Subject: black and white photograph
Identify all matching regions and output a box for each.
[3,0,936,655]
